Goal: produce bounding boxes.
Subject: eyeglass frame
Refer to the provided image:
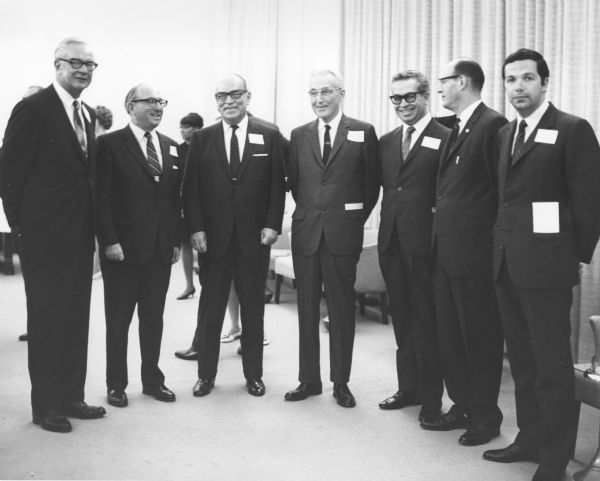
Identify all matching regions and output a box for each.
[215,90,248,102]
[389,91,426,105]
[307,87,343,98]
[438,74,461,83]
[56,58,98,71]
[130,98,168,108]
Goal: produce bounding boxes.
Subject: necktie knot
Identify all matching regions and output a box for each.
[518,119,527,135]
[144,131,151,139]
[231,124,239,132]
[73,99,81,111]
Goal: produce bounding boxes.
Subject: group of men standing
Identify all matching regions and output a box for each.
[1,36,599,481]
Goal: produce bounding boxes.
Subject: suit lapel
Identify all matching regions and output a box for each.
[123,126,157,181]
[48,86,88,163]
[389,126,403,182]
[499,121,516,187]
[511,103,558,167]
[306,120,322,167]
[237,119,256,180]
[215,123,232,178]
[327,115,349,166]
[441,102,486,169]
[157,133,174,189]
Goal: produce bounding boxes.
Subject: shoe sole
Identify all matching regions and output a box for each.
[33,417,72,433]
[107,400,128,408]
[174,353,198,361]
[459,429,500,446]
[284,388,322,401]
[333,393,356,408]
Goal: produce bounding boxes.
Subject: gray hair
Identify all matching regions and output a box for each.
[124,84,143,111]
[310,69,345,89]
[391,70,430,93]
[54,37,88,60]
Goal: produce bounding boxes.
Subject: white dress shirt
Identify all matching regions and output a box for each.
[402,113,432,150]
[457,99,483,133]
[53,80,89,148]
[223,114,248,163]
[318,110,343,156]
[129,122,163,167]
[513,100,550,147]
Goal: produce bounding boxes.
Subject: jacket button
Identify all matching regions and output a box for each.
[504,202,509,207]
[397,186,402,191]
[437,196,442,200]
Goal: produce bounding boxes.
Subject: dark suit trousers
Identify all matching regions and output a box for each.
[379,234,443,406]
[433,259,504,425]
[21,244,93,413]
[496,260,576,469]
[196,232,269,381]
[101,244,171,390]
[293,236,359,384]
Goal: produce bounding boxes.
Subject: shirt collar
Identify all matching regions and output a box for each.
[402,113,432,137]
[53,80,90,121]
[129,121,156,142]
[222,114,249,134]
[458,99,482,129]
[517,100,550,130]
[318,110,343,132]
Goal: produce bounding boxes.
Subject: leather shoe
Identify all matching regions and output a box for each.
[284,382,323,401]
[246,379,266,397]
[33,410,72,433]
[532,465,565,481]
[193,378,215,397]
[142,384,176,402]
[63,401,106,419]
[18,332,28,341]
[418,404,442,424]
[420,406,468,431]
[459,424,500,446]
[378,390,420,410]
[107,389,128,407]
[174,347,198,361]
[483,443,538,463]
[333,383,356,408]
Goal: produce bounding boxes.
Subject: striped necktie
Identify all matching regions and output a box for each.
[144,132,162,176]
[72,100,87,156]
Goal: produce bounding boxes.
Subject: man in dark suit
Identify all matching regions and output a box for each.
[0,38,105,433]
[184,74,286,398]
[482,49,600,481]
[421,59,507,446]
[284,70,379,408]
[97,84,181,407]
[377,70,449,424]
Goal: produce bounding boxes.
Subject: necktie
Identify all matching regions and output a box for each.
[323,124,332,165]
[447,118,460,151]
[402,126,415,163]
[72,100,87,156]
[144,132,162,176]
[230,124,241,179]
[511,119,527,162]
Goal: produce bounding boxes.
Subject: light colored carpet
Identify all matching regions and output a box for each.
[0,263,596,480]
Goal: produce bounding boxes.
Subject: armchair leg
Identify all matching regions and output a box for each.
[274,274,283,304]
[379,292,389,324]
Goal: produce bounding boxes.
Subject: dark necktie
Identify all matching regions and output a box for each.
[144,132,162,176]
[447,118,460,151]
[323,124,332,165]
[230,124,241,179]
[72,100,87,156]
[511,119,527,161]
[402,126,415,163]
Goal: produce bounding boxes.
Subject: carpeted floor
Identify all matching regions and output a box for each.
[0,261,597,480]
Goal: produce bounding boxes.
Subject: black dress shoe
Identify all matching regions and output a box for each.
[532,465,565,481]
[246,379,266,397]
[420,406,468,431]
[107,389,128,407]
[142,384,176,402]
[459,424,500,446]
[333,383,356,408]
[378,391,420,410]
[284,382,323,401]
[175,347,198,361]
[176,287,196,300]
[18,333,28,341]
[418,404,443,423]
[483,443,538,463]
[33,410,72,433]
[63,401,106,419]
[193,378,215,397]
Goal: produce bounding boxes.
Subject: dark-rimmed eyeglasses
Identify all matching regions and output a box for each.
[308,88,342,98]
[130,98,168,108]
[215,90,248,102]
[438,75,460,83]
[389,91,424,105]
[57,58,98,71]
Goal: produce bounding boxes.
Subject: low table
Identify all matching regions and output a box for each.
[573,363,600,480]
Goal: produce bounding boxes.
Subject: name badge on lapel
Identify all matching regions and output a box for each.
[534,129,558,144]
[421,136,441,150]
[345,203,363,210]
[249,133,264,145]
[169,145,178,156]
[347,131,364,142]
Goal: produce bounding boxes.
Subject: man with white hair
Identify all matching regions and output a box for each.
[0,37,106,433]
[285,70,379,408]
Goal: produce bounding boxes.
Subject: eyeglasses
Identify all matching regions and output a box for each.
[57,58,98,71]
[438,75,460,83]
[130,98,168,108]
[215,90,248,102]
[308,88,342,98]
[389,91,423,105]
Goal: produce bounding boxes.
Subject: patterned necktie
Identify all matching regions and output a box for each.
[72,100,87,156]
[511,119,527,162]
[323,124,332,165]
[144,132,162,176]
[402,126,415,163]
[230,124,241,179]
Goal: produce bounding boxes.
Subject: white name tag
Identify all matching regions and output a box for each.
[347,131,364,142]
[345,203,363,211]
[249,133,264,145]
[252,153,268,157]
[169,145,178,156]
[532,202,559,233]
[535,129,558,144]
[421,136,441,150]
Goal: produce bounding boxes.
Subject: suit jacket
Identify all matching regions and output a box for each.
[433,103,507,277]
[183,117,286,259]
[96,126,181,265]
[0,84,96,254]
[288,114,379,256]
[494,103,600,288]
[378,118,450,256]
